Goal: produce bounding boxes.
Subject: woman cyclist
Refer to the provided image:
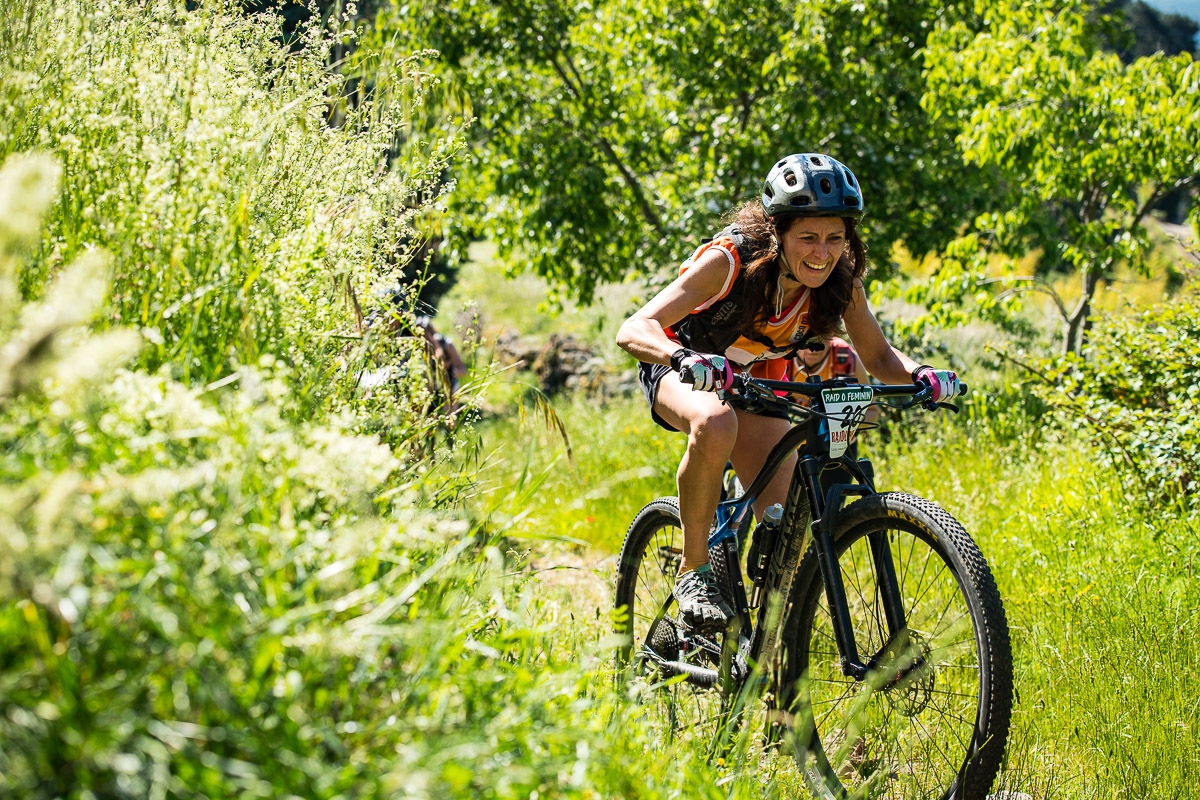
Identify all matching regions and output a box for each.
[615,153,961,634]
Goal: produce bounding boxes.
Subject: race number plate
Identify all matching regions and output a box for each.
[820,387,873,459]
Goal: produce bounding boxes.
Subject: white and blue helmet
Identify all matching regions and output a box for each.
[761,153,864,219]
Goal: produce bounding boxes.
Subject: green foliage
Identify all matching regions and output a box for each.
[0,102,415,800]
[374,0,999,302]
[0,10,829,798]
[922,0,1200,353]
[0,59,752,800]
[874,425,1200,796]
[880,234,1038,344]
[1032,291,1200,508]
[8,1,1200,796]
[0,0,460,388]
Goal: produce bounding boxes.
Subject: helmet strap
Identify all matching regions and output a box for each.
[775,252,803,319]
[777,249,801,283]
[772,220,802,284]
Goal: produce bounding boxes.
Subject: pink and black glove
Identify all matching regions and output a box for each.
[913,365,964,403]
[672,348,734,392]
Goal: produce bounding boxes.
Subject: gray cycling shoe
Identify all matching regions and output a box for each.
[674,566,734,634]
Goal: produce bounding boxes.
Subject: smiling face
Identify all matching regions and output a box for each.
[777,216,847,289]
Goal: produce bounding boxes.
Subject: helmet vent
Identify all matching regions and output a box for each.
[843,169,856,187]
[809,155,823,166]
[790,196,811,206]
[764,182,775,199]
[819,177,832,194]
[783,170,798,187]
[843,196,859,206]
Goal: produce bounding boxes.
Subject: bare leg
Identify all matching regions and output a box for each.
[653,378,738,573]
[729,411,796,521]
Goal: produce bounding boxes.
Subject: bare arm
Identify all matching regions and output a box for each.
[843,280,923,385]
[851,348,881,424]
[616,247,732,365]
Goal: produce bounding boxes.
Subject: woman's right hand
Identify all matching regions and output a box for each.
[672,349,734,392]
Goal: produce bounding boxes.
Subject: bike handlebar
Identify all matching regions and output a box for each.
[677,368,968,400]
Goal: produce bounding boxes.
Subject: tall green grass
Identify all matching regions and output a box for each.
[863,417,1200,796]
[1,0,458,398]
[464,393,682,550]
[463,372,1200,797]
[0,5,813,798]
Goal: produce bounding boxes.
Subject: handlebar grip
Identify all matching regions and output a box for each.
[678,367,747,392]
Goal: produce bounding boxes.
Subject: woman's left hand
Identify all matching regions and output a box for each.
[913,366,963,403]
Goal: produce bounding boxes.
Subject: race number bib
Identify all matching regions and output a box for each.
[820,387,873,459]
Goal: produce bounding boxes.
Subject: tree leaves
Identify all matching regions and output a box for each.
[378,0,992,301]
[922,0,1200,353]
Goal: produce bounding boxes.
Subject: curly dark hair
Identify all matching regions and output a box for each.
[720,202,868,342]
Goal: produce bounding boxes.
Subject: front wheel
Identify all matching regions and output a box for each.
[779,492,1012,799]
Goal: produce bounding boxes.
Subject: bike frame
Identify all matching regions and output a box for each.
[706,377,936,682]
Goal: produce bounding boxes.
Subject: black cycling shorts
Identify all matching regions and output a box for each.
[636,361,789,433]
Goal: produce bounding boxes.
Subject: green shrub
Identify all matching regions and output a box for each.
[0,143,406,798]
[0,171,766,800]
[1035,290,1200,509]
[0,23,756,800]
[958,376,1053,449]
[0,0,459,393]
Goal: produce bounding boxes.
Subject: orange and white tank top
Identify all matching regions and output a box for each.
[789,337,859,395]
[668,236,812,371]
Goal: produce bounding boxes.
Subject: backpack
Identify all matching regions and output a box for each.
[829,339,857,378]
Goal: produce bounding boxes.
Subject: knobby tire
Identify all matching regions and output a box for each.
[779,492,1012,800]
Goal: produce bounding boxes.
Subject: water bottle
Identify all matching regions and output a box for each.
[749,503,784,609]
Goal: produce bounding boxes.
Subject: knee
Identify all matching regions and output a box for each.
[688,407,738,456]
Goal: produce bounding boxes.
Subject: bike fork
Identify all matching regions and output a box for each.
[801,459,908,681]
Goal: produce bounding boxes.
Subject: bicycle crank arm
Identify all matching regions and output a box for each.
[638,647,719,688]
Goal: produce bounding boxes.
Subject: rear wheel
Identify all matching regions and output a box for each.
[614,498,731,749]
[779,492,1012,799]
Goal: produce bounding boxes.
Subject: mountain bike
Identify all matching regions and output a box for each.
[614,373,1012,799]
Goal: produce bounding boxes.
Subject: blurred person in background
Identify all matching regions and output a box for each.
[360,291,467,413]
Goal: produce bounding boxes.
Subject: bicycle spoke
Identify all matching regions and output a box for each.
[904,549,943,615]
[913,708,967,771]
[621,488,1008,800]
[791,506,1007,800]
[617,503,734,751]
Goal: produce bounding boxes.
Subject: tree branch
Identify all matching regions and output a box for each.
[543,54,665,233]
[977,275,1070,323]
[1131,180,1167,231]
[496,0,665,234]
[983,344,1055,384]
[738,89,755,132]
[1127,172,1200,234]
